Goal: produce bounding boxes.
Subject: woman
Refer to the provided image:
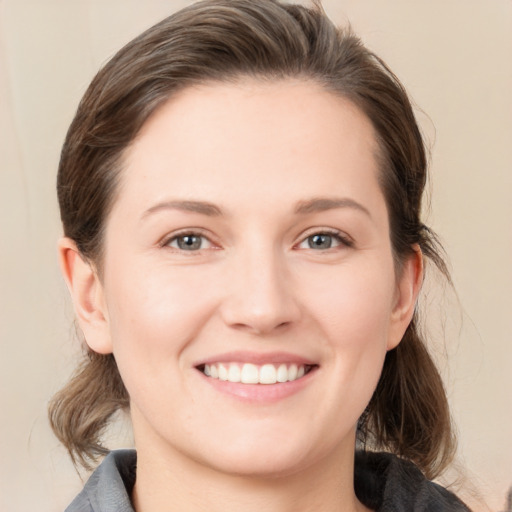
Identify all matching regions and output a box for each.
[49,1,470,510]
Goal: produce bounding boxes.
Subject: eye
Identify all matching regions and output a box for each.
[166,233,213,251]
[297,231,352,251]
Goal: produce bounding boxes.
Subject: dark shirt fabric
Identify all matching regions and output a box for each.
[65,449,470,512]
[353,451,470,511]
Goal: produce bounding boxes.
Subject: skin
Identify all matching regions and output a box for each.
[60,79,422,512]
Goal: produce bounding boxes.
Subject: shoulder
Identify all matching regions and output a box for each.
[64,450,136,512]
[354,451,471,512]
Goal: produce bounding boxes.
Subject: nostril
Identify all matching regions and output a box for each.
[229,320,292,336]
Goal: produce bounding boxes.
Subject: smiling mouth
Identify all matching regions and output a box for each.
[197,362,316,385]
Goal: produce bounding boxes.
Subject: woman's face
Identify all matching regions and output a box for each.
[82,79,419,477]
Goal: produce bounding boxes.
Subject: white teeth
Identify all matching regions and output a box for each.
[259,364,277,384]
[227,364,241,383]
[202,362,310,384]
[218,363,228,381]
[276,364,288,383]
[241,363,259,384]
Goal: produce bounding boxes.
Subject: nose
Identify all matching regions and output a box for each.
[219,245,300,336]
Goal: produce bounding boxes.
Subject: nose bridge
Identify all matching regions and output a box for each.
[221,237,299,334]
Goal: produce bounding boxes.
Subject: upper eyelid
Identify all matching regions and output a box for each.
[297,227,353,244]
[293,229,355,253]
[158,226,353,248]
[159,228,216,248]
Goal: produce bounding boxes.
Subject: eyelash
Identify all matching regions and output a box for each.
[160,228,353,253]
[161,229,217,253]
[295,228,354,251]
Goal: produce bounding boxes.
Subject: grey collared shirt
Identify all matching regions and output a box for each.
[64,449,471,511]
[65,450,136,512]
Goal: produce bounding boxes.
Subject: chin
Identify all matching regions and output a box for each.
[188,428,344,480]
[204,449,313,479]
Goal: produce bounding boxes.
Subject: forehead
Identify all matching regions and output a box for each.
[117,78,383,217]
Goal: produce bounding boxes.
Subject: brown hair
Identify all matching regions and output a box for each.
[50,0,455,478]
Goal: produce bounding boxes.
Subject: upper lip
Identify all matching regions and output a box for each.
[193,351,318,367]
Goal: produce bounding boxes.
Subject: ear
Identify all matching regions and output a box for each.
[58,237,113,354]
[387,245,423,351]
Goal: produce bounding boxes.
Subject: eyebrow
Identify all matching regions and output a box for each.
[294,197,371,217]
[141,200,223,219]
[141,196,371,220]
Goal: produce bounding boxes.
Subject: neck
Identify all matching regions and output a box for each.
[132,441,370,512]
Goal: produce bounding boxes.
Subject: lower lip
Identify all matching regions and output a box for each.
[197,368,317,403]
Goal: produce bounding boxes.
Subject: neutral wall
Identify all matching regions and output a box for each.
[1,1,510,510]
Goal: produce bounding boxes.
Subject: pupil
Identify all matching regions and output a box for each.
[309,234,332,249]
[178,235,201,250]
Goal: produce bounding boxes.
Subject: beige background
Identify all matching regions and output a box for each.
[1,1,511,510]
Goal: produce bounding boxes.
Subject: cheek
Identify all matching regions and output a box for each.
[101,263,220,427]
[103,262,218,367]
[303,258,396,343]
[300,258,396,405]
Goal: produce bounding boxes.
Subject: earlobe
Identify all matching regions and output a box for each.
[58,237,113,354]
[387,246,423,351]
